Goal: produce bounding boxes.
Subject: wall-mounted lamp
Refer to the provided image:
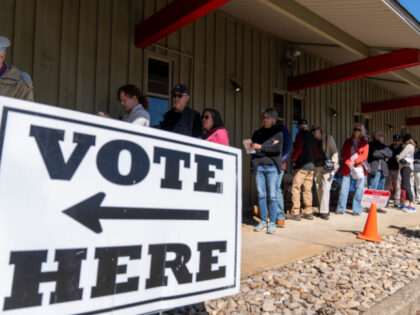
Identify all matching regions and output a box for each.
[329,107,338,117]
[282,47,302,70]
[230,78,242,93]
[386,123,394,131]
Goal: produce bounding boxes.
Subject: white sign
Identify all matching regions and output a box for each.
[0,96,242,315]
[361,189,390,209]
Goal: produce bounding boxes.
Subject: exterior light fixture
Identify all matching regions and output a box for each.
[329,107,338,117]
[230,78,242,93]
[386,123,394,131]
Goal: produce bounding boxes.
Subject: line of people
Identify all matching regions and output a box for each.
[101,83,230,146]
[250,111,418,234]
[99,83,417,237]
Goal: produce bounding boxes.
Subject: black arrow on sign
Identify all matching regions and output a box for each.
[63,192,209,233]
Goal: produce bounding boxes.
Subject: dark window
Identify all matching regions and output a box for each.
[273,93,285,119]
[354,115,360,123]
[292,98,302,121]
[148,59,170,95]
[364,118,370,137]
[147,58,171,127]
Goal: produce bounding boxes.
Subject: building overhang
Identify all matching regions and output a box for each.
[135,0,231,49]
[288,49,420,92]
[362,95,420,114]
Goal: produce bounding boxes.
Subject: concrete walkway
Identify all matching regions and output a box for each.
[241,205,420,276]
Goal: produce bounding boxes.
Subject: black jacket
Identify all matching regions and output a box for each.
[293,130,316,170]
[414,150,420,172]
[387,144,403,171]
[368,140,393,176]
[160,106,202,137]
[251,128,283,173]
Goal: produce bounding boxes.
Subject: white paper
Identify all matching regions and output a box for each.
[242,139,256,154]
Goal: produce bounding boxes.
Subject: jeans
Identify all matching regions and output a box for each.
[368,171,386,190]
[277,170,285,220]
[255,165,280,223]
[337,175,366,214]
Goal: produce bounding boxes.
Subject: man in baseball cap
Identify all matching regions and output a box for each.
[0,35,34,101]
[158,83,202,137]
[290,118,317,221]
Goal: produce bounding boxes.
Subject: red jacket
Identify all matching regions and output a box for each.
[341,137,369,176]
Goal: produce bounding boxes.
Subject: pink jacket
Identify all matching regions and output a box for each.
[205,127,229,146]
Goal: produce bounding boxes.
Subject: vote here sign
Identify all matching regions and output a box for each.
[0,96,242,315]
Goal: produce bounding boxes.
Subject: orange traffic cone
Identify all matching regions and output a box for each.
[357,203,382,243]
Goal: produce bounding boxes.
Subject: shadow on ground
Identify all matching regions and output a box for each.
[388,225,420,238]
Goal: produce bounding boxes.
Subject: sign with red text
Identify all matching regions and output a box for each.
[361,189,390,209]
[0,96,242,315]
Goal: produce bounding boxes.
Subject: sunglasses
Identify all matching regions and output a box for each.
[311,128,320,132]
[202,115,211,120]
[353,128,362,132]
[172,94,185,98]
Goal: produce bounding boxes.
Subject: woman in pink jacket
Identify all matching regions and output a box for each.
[201,108,229,146]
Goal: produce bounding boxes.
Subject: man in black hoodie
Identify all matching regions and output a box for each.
[251,108,284,234]
[368,131,392,190]
[290,119,316,221]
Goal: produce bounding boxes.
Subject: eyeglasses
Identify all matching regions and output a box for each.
[172,94,185,99]
[262,116,271,120]
[353,128,362,132]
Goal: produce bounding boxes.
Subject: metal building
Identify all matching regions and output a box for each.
[2,0,420,206]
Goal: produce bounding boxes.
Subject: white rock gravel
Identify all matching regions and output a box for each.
[202,226,420,315]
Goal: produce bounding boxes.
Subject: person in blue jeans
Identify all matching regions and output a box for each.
[274,118,292,226]
[367,131,392,213]
[251,109,284,234]
[336,123,369,215]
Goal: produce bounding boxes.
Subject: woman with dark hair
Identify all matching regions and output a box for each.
[116,84,150,126]
[397,134,416,213]
[201,108,229,146]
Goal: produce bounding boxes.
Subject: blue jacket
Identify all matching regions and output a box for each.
[277,123,292,163]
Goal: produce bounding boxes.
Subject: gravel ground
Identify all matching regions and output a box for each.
[202,226,420,315]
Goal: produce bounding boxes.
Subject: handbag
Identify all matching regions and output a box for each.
[323,159,334,171]
[323,136,334,171]
[350,166,365,179]
[352,142,370,173]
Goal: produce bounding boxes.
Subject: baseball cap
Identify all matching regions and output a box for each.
[0,36,10,53]
[171,84,190,96]
[393,134,401,141]
[297,119,308,126]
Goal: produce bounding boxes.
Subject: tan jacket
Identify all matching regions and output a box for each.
[322,134,339,164]
[0,65,34,101]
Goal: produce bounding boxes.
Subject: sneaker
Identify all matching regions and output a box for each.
[267,222,276,234]
[352,212,361,216]
[335,211,345,215]
[404,206,416,213]
[401,204,410,211]
[288,214,301,221]
[302,214,314,220]
[320,213,330,220]
[276,219,286,227]
[254,221,267,232]
[394,202,401,209]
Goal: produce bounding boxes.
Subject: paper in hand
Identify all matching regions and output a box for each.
[243,139,256,154]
